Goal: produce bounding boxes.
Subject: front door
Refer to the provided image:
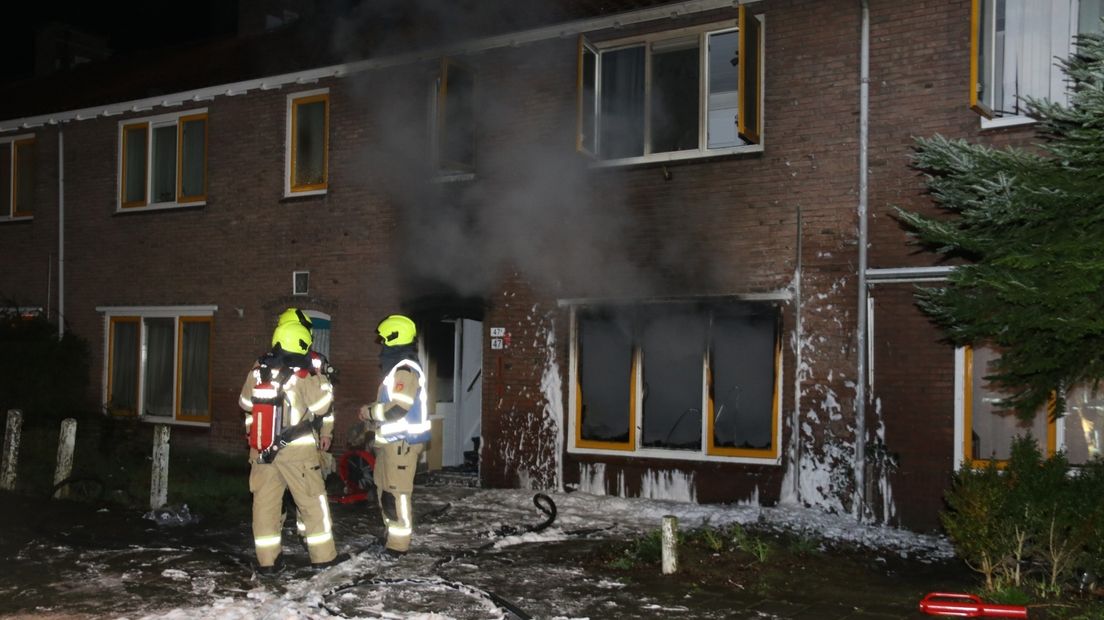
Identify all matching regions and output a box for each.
[432,319,483,468]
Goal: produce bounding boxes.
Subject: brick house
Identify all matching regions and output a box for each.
[2,0,1099,533]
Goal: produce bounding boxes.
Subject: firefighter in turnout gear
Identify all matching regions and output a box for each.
[358,314,431,555]
[240,309,344,574]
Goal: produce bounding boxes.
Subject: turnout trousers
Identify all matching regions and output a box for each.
[250,452,337,567]
[373,440,424,553]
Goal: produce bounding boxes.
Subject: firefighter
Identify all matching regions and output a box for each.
[358,314,431,556]
[239,311,345,574]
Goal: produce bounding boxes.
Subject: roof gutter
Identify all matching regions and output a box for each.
[1,0,749,133]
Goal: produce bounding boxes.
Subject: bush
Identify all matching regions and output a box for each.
[0,311,94,422]
[941,436,1104,596]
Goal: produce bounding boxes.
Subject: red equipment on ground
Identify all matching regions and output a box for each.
[328,449,376,504]
[919,592,1028,618]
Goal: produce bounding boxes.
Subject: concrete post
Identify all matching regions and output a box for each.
[1,410,23,491]
[52,418,77,499]
[661,515,679,575]
[150,424,171,510]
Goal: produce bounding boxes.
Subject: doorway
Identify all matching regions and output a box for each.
[427,319,483,469]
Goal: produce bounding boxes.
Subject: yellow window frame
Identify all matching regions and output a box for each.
[737,5,762,144]
[175,316,213,423]
[12,138,35,218]
[107,316,141,416]
[968,0,995,118]
[963,345,1056,468]
[289,93,330,192]
[120,123,149,208]
[176,113,208,204]
[706,326,781,458]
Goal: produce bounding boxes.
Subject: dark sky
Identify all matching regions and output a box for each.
[1,0,238,85]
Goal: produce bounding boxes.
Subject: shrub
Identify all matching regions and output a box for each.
[0,310,93,422]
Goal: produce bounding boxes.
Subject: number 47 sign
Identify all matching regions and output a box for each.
[490,327,508,350]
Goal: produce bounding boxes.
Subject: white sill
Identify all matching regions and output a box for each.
[980,114,1036,130]
[432,172,476,183]
[140,415,211,428]
[0,215,33,223]
[568,444,782,465]
[115,200,207,214]
[284,188,327,198]
[591,144,764,168]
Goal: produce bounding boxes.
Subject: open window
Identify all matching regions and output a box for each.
[119,110,207,210]
[286,90,329,195]
[0,134,35,219]
[434,58,476,174]
[970,0,1104,121]
[576,7,762,164]
[571,301,782,462]
[104,308,213,424]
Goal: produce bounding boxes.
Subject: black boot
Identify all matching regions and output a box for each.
[254,556,286,577]
[311,552,351,570]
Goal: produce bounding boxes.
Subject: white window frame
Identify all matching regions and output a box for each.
[0,133,36,222]
[98,305,216,427]
[586,17,765,167]
[284,88,330,197]
[116,108,208,212]
[567,301,784,464]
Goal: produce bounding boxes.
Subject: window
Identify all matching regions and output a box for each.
[433,58,476,174]
[577,6,762,164]
[118,110,207,209]
[1,135,35,219]
[970,0,1104,121]
[286,90,329,195]
[571,301,781,462]
[104,308,213,424]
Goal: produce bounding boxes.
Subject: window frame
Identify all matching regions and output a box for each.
[568,302,784,464]
[576,9,764,167]
[0,133,35,221]
[100,306,216,426]
[285,89,330,196]
[434,57,477,175]
[116,109,208,211]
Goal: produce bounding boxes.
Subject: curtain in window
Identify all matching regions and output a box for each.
[1080,0,1104,34]
[14,140,34,215]
[640,307,705,450]
[180,118,206,199]
[180,320,210,418]
[599,46,646,159]
[143,318,175,417]
[990,0,1074,115]
[123,126,148,204]
[295,101,326,186]
[650,36,700,154]
[109,321,139,414]
[151,125,177,203]
[969,346,1047,460]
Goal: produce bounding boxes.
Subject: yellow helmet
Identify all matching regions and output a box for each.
[272,322,312,355]
[277,307,312,330]
[377,314,417,346]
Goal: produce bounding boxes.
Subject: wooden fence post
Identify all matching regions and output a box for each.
[52,418,78,499]
[150,424,171,510]
[1,409,23,491]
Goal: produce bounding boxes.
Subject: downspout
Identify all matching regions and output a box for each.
[57,128,65,341]
[854,0,871,520]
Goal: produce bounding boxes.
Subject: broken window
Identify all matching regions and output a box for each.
[288,91,329,193]
[572,301,781,460]
[1064,383,1104,464]
[0,135,35,219]
[577,7,762,163]
[105,310,212,423]
[119,110,207,209]
[436,58,476,173]
[970,0,1104,120]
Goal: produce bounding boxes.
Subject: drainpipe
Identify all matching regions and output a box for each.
[57,128,65,341]
[854,0,871,520]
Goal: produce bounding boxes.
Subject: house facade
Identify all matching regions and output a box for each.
[2,0,1099,532]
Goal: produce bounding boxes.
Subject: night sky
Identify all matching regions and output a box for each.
[1,0,237,85]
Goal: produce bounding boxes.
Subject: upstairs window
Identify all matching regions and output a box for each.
[577,6,762,164]
[971,0,1104,121]
[286,90,329,195]
[1,135,36,219]
[571,301,781,462]
[104,309,213,424]
[433,58,476,175]
[119,110,207,210]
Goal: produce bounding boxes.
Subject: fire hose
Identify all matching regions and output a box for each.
[918,592,1029,618]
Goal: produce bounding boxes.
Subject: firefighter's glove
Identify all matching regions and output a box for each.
[359,402,388,423]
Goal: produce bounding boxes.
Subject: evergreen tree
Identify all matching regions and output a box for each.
[896,28,1104,419]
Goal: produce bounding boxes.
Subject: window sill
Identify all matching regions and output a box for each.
[0,215,33,223]
[590,144,764,168]
[432,172,476,183]
[980,114,1035,131]
[115,201,206,214]
[284,188,328,199]
[140,415,211,428]
[569,443,781,465]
